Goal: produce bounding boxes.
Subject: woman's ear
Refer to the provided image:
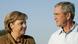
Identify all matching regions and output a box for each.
[10,23,14,29]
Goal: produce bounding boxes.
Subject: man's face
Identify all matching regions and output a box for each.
[11,19,26,36]
[54,6,67,27]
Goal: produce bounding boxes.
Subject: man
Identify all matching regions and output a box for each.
[0,11,35,44]
[48,1,78,44]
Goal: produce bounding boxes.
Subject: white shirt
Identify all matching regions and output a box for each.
[48,23,78,44]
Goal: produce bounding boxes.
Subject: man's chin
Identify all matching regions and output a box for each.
[57,24,62,27]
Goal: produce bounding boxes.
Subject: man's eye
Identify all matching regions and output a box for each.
[54,13,58,15]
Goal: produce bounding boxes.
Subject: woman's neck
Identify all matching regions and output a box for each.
[11,32,21,41]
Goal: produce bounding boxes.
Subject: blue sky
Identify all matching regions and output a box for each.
[0,0,78,44]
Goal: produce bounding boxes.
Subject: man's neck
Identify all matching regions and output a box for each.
[63,21,74,33]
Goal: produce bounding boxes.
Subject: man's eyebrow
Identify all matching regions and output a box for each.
[54,13,58,15]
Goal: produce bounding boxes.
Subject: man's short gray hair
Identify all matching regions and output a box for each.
[55,1,75,20]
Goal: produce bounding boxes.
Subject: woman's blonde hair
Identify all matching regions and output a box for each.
[4,11,28,33]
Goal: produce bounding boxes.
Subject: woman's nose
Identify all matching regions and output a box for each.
[22,23,26,28]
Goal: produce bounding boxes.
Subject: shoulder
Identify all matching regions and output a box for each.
[23,35,35,41]
[23,35,34,39]
[23,35,36,44]
[0,34,8,44]
[0,34,8,40]
[48,29,61,41]
[48,29,62,44]
[51,29,62,37]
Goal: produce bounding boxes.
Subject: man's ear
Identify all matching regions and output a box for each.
[66,13,71,20]
[10,23,14,29]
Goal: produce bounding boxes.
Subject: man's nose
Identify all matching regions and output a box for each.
[54,16,57,21]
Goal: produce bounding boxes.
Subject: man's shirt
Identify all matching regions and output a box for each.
[48,22,78,44]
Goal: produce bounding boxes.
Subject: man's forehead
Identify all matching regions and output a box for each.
[54,6,62,13]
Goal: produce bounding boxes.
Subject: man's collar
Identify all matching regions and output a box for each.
[59,22,76,35]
